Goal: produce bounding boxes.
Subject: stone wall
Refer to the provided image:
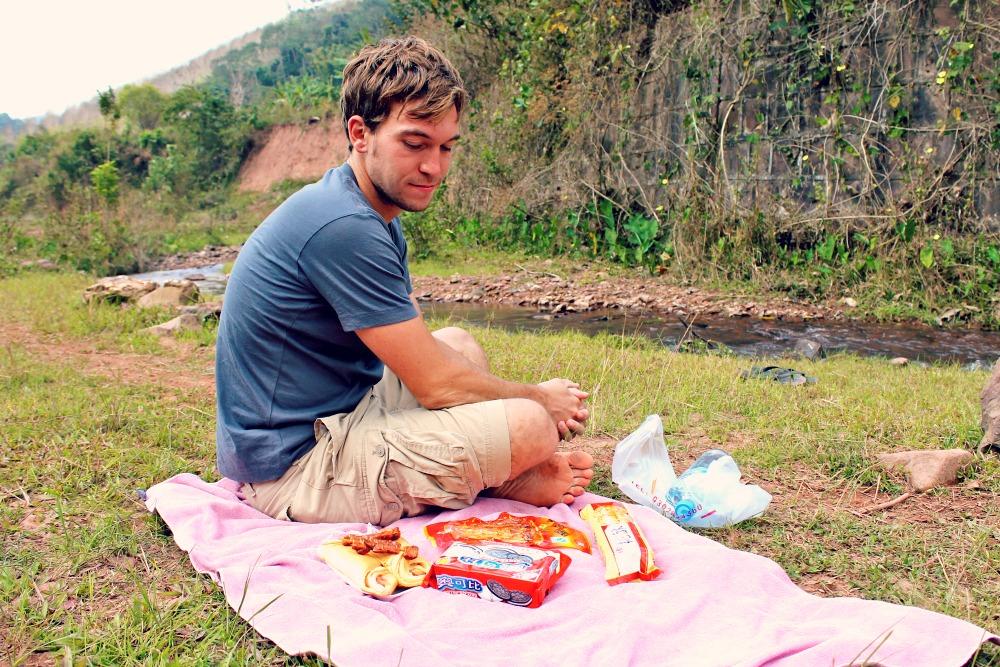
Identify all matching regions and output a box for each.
[614,0,998,229]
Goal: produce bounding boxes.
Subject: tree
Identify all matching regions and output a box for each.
[118,84,167,130]
[163,85,252,188]
[97,87,120,161]
[90,160,120,206]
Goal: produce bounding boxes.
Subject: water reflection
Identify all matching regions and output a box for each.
[421,302,1000,367]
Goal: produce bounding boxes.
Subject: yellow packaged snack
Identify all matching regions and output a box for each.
[580,502,661,585]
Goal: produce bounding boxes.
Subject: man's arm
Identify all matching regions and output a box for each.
[407,294,488,373]
[355,306,586,429]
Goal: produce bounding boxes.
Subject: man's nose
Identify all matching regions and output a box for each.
[420,151,445,178]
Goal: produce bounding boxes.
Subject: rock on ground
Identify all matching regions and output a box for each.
[179,301,223,321]
[877,449,975,492]
[83,276,157,304]
[137,280,200,308]
[980,359,1000,453]
[20,259,58,270]
[142,314,202,336]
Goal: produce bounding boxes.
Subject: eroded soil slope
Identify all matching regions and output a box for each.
[238,121,348,192]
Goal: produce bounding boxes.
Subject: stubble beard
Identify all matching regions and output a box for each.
[371,176,427,214]
[368,140,432,214]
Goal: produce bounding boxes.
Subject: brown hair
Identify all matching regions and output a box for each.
[340,36,466,149]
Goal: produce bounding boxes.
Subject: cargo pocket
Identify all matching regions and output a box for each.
[302,416,364,490]
[378,429,482,521]
[285,417,373,525]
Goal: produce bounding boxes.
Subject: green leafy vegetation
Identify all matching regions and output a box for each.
[0,0,393,276]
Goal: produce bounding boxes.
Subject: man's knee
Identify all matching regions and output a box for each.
[503,398,558,479]
[433,326,488,370]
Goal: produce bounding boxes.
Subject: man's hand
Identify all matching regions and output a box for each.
[536,379,589,441]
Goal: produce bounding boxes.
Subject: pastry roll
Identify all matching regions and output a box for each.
[317,541,398,598]
[386,552,430,588]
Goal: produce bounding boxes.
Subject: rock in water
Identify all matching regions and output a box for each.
[137,280,199,308]
[83,276,157,304]
[980,359,1000,453]
[877,449,975,492]
[793,338,825,360]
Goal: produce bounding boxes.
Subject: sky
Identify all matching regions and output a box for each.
[0,0,332,119]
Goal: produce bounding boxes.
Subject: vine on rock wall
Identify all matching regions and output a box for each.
[397,0,1000,324]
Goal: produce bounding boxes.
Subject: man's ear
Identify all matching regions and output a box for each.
[346,115,370,153]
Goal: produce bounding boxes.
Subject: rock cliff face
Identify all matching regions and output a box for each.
[237,121,349,192]
[616,0,998,226]
[981,360,1000,453]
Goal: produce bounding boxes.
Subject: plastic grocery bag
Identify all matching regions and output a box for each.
[611,414,772,528]
[611,414,678,515]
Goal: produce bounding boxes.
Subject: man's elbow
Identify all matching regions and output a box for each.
[412,386,457,410]
[407,375,464,410]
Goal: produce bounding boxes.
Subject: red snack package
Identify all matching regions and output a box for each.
[424,512,591,553]
[422,541,570,608]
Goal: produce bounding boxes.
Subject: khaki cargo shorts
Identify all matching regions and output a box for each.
[243,367,511,525]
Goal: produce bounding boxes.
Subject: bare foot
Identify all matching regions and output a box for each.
[490,451,594,506]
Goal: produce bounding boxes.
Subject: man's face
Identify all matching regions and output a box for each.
[363,101,460,214]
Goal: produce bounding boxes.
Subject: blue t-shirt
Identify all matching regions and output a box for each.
[216,163,417,482]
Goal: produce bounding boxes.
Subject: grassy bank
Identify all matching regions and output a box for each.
[1,271,998,663]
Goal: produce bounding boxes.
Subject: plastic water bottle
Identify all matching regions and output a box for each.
[663,449,773,528]
[665,449,731,524]
[680,450,729,478]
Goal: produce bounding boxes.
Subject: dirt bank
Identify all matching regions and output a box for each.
[151,245,837,322]
[414,268,834,322]
[238,120,348,192]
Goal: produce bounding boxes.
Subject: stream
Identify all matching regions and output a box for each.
[132,265,1000,368]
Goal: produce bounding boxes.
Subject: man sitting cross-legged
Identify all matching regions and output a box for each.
[215,36,593,526]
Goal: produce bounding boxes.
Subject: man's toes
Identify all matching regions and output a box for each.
[567,450,593,470]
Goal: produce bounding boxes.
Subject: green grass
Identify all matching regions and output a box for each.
[0,350,316,664]
[0,272,219,353]
[410,245,637,281]
[2,271,998,664]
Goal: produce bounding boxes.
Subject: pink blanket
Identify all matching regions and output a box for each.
[145,474,996,666]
